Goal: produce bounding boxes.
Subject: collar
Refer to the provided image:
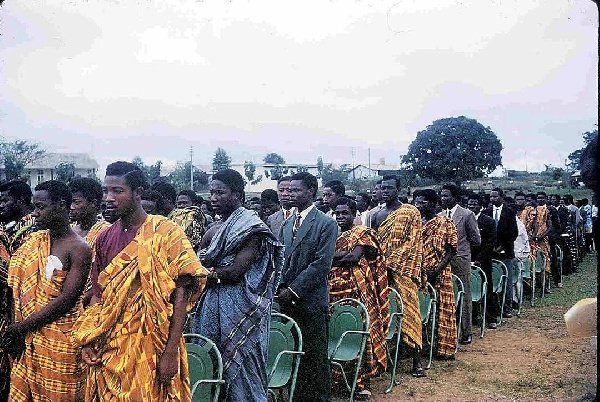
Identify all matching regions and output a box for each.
[475,211,481,220]
[447,204,459,217]
[297,204,315,220]
[494,204,504,212]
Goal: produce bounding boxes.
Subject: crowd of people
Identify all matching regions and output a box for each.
[0,161,596,401]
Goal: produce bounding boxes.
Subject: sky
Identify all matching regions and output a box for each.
[0,0,597,176]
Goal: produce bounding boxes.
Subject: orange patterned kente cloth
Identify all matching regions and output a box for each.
[378,204,423,349]
[329,225,389,389]
[71,215,207,401]
[81,220,112,296]
[422,217,458,358]
[167,206,206,251]
[8,230,86,401]
[531,206,551,273]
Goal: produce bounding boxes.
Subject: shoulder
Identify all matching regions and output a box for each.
[67,232,92,254]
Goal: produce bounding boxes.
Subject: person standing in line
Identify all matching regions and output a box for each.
[267,176,295,240]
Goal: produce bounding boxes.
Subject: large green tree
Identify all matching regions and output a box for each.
[168,161,209,192]
[567,129,597,171]
[212,148,231,172]
[54,162,75,182]
[402,116,502,185]
[263,153,287,181]
[0,139,45,181]
[131,156,162,184]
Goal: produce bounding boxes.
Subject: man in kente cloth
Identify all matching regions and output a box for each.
[2,180,91,401]
[329,197,389,399]
[415,189,458,359]
[168,189,207,252]
[71,161,207,401]
[193,169,284,401]
[375,177,426,377]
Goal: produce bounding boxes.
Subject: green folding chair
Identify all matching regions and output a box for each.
[385,287,404,394]
[267,312,304,402]
[520,257,536,307]
[470,265,488,338]
[451,274,464,353]
[555,244,563,286]
[183,334,225,402]
[491,259,508,325]
[515,258,526,314]
[418,282,437,370]
[328,298,370,402]
[271,299,281,313]
[535,249,547,298]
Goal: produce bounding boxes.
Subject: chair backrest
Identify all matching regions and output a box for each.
[491,259,508,293]
[470,265,487,302]
[271,300,281,313]
[555,245,563,261]
[328,298,370,361]
[386,287,404,340]
[267,313,303,387]
[183,334,223,402]
[418,282,437,325]
[535,249,545,273]
[452,274,464,303]
[520,258,532,278]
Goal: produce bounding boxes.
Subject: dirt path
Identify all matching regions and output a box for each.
[332,255,597,401]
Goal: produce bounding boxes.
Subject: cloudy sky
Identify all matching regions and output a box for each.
[0,0,597,175]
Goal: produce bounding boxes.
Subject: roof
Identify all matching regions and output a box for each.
[25,153,100,169]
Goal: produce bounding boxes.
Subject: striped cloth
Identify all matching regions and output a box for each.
[329,225,389,389]
[378,204,423,349]
[531,206,552,273]
[72,215,207,401]
[8,230,85,401]
[422,217,458,358]
[82,220,112,296]
[168,206,207,251]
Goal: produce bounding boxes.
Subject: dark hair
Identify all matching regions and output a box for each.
[212,169,245,200]
[526,193,536,200]
[1,181,33,207]
[442,183,461,198]
[324,180,345,196]
[290,172,318,195]
[105,161,149,191]
[381,176,400,188]
[142,189,163,204]
[536,191,547,198]
[151,182,177,204]
[261,189,279,204]
[468,193,484,206]
[581,198,589,206]
[278,176,292,184]
[35,180,73,208]
[333,196,357,215]
[563,194,573,203]
[419,188,438,204]
[177,189,198,205]
[357,192,370,202]
[514,191,525,198]
[69,177,103,205]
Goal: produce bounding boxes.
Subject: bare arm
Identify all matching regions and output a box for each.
[212,236,261,284]
[336,245,365,266]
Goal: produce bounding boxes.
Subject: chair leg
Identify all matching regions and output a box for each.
[455,296,462,354]
[426,305,436,369]
[531,269,535,306]
[349,346,366,402]
[481,291,487,338]
[385,334,402,393]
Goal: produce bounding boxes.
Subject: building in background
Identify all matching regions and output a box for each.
[25,153,100,187]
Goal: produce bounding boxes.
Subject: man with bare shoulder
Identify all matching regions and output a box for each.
[1,180,91,401]
[371,176,403,231]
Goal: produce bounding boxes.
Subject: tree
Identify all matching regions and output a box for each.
[263,153,285,165]
[567,129,597,171]
[131,156,162,184]
[263,153,287,181]
[0,139,45,181]
[244,161,256,181]
[55,162,75,182]
[168,161,209,192]
[402,116,502,185]
[321,164,350,183]
[212,148,231,172]
[316,156,324,178]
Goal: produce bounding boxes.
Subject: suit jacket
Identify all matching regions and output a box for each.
[439,205,481,260]
[279,207,337,312]
[483,204,518,259]
[471,213,496,267]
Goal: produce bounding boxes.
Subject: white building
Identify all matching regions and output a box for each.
[25,153,100,188]
[228,163,321,194]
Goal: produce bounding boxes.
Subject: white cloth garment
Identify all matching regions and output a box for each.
[45,255,63,281]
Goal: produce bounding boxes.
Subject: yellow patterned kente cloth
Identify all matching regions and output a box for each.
[82,220,112,296]
[329,225,389,390]
[378,204,423,349]
[422,217,458,358]
[531,205,552,273]
[8,230,85,401]
[167,206,206,251]
[71,215,207,401]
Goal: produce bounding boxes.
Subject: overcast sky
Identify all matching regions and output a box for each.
[0,0,597,175]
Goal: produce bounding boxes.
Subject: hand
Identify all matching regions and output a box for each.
[206,271,220,287]
[81,346,102,366]
[276,287,296,307]
[426,270,438,284]
[158,348,179,385]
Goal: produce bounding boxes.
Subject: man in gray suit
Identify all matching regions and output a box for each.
[277,172,337,402]
[267,176,295,240]
[439,184,481,345]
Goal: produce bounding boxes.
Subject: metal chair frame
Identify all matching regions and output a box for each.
[418,282,437,370]
[451,274,464,353]
[385,287,404,393]
[183,334,225,402]
[470,265,488,339]
[491,259,508,325]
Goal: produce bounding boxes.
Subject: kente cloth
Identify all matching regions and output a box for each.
[422,217,458,358]
[7,230,85,401]
[329,225,389,390]
[378,204,423,349]
[82,220,112,296]
[168,206,206,251]
[71,215,207,402]
[193,207,284,402]
[531,206,552,274]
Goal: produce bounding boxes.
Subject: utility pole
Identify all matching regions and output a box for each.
[351,147,356,180]
[190,146,194,190]
[368,148,371,178]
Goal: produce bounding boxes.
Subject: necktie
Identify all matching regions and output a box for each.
[494,208,499,226]
[447,209,451,219]
[293,213,302,236]
[284,209,291,219]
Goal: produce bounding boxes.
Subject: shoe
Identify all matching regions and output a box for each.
[487,322,498,329]
[557,283,563,288]
[356,390,371,400]
[503,310,513,318]
[460,335,472,345]
[545,288,553,294]
[412,366,427,377]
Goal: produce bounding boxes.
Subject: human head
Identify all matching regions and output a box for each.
[103,161,148,221]
[322,180,345,210]
[210,169,245,218]
[277,176,293,210]
[489,187,505,208]
[525,193,537,207]
[371,181,382,207]
[141,189,164,214]
[440,183,460,209]
[260,189,280,218]
[380,176,399,204]
[247,197,262,214]
[32,180,72,230]
[333,197,357,231]
[68,177,103,223]
[536,191,547,206]
[290,172,318,211]
[562,194,574,205]
[151,182,177,215]
[176,189,198,209]
[414,189,438,218]
[0,180,33,222]
[514,191,526,209]
[355,193,370,213]
[467,193,484,215]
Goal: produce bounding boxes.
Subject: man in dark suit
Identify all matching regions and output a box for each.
[277,172,337,402]
[267,176,294,240]
[439,184,481,344]
[467,194,500,328]
[484,188,519,316]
